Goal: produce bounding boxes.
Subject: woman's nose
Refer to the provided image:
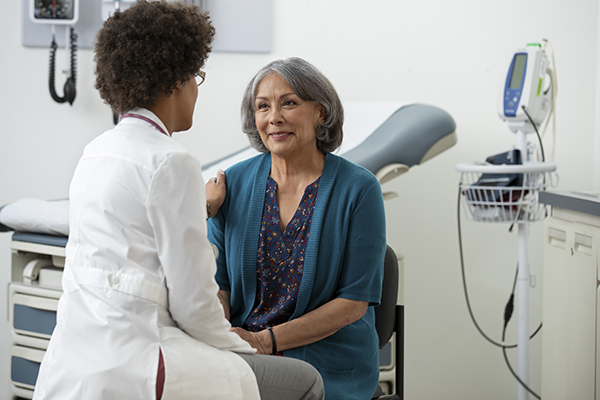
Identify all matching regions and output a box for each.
[269,107,283,124]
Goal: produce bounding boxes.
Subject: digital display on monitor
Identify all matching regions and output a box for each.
[509,54,527,89]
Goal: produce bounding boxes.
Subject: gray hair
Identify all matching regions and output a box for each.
[241,57,344,153]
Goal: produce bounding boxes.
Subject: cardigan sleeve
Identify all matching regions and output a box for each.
[334,179,386,306]
[207,202,230,291]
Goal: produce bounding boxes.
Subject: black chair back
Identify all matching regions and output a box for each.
[372,245,403,400]
[375,245,399,349]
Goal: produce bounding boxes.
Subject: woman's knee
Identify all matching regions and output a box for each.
[236,353,324,400]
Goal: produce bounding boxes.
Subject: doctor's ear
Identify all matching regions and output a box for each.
[165,82,183,97]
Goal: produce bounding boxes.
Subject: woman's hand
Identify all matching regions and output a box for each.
[230,327,272,355]
[260,298,367,353]
[232,298,367,355]
[205,169,226,218]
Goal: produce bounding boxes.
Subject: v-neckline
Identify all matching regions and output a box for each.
[268,176,320,236]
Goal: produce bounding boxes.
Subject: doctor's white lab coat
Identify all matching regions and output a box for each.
[33,109,260,400]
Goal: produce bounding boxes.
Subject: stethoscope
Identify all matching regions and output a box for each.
[119,113,169,136]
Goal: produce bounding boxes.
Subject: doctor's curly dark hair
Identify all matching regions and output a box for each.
[94,0,215,114]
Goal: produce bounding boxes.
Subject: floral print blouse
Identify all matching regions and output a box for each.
[244,176,320,331]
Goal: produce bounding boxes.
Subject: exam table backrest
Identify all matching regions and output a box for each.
[342,103,457,177]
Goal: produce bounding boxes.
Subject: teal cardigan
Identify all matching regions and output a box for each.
[208,152,386,400]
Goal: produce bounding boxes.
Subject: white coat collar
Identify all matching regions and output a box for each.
[120,108,170,137]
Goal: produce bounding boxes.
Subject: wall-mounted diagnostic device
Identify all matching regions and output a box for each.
[498,43,554,135]
[30,0,79,25]
[29,0,79,106]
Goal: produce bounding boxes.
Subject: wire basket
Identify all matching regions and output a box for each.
[456,162,557,224]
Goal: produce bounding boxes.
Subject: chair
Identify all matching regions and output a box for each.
[372,245,404,400]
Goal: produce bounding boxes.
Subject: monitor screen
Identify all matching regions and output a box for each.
[509,54,527,89]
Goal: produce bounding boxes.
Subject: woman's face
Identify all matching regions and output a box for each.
[254,73,324,159]
[173,75,198,132]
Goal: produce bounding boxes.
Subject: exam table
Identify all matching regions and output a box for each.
[0,102,457,399]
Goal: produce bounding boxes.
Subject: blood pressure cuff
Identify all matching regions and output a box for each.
[466,149,525,203]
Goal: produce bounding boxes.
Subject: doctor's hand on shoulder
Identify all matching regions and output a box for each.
[205,169,225,219]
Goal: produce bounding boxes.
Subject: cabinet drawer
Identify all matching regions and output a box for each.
[9,284,61,343]
[11,346,45,391]
[11,294,58,338]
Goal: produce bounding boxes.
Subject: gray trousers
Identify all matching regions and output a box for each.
[236,353,324,400]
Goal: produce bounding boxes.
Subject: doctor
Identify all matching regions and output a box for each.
[33,1,324,399]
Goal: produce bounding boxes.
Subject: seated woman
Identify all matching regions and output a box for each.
[33,3,323,400]
[208,57,387,400]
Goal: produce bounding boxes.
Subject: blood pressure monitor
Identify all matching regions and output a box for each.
[30,0,79,25]
[29,0,80,105]
[498,45,553,134]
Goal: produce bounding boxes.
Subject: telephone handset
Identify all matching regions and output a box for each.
[30,0,79,105]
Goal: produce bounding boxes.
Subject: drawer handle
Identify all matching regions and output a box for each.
[547,228,566,248]
[573,233,593,256]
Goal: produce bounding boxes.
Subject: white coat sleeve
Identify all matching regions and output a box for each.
[146,151,255,353]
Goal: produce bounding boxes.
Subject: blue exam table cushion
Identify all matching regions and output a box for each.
[12,232,68,247]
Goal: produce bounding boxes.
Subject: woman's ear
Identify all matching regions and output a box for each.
[317,104,327,123]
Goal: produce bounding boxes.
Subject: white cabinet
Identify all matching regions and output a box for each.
[7,236,65,400]
[540,191,600,400]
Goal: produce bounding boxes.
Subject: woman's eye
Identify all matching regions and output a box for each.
[257,103,268,110]
[283,100,296,106]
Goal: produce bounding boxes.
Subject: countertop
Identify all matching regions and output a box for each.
[539,190,600,217]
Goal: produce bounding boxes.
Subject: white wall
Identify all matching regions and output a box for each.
[596,0,600,191]
[0,0,597,399]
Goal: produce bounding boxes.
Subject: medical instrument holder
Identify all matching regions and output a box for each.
[457,161,556,400]
[456,162,557,224]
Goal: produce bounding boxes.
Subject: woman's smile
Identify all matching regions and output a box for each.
[269,131,292,141]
